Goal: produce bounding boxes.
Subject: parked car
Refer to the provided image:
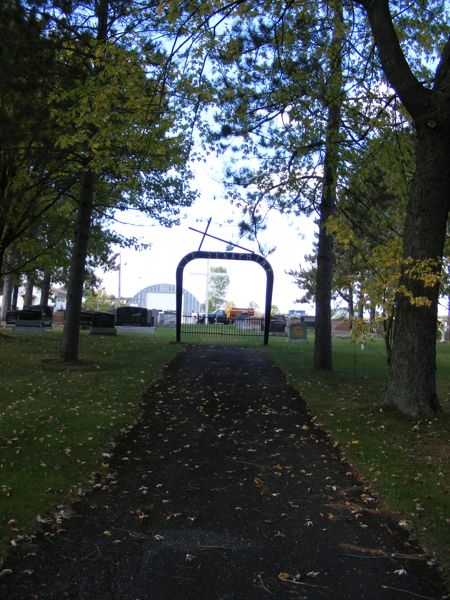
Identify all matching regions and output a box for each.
[235,312,253,321]
[197,309,229,324]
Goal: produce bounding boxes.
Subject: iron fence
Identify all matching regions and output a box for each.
[180,315,265,343]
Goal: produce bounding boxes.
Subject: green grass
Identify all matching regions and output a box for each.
[264,335,450,579]
[0,326,178,555]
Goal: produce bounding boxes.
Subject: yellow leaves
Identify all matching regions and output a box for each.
[325,215,357,245]
[165,512,181,520]
[278,571,321,584]
[397,285,432,308]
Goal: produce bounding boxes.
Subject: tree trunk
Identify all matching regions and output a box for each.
[446,294,450,342]
[357,286,364,319]
[383,312,393,365]
[1,273,13,321]
[60,1,107,362]
[314,0,343,370]
[348,285,354,327]
[40,271,51,306]
[60,171,95,361]
[383,123,450,417]
[23,273,34,307]
[11,282,19,310]
[314,197,335,369]
[356,0,450,417]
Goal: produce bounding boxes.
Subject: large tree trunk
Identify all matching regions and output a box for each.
[11,282,19,310]
[1,273,13,321]
[383,124,450,417]
[356,0,450,416]
[60,171,95,361]
[23,273,34,306]
[313,0,343,370]
[40,271,51,306]
[348,285,354,325]
[357,286,364,319]
[314,190,335,369]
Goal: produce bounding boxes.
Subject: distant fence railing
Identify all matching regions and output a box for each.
[180,315,265,341]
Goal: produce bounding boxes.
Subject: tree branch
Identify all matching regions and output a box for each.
[354,0,431,119]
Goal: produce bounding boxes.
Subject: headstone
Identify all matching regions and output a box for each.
[80,311,94,328]
[269,315,287,335]
[331,319,351,338]
[31,305,53,327]
[90,312,117,336]
[288,321,308,342]
[115,306,149,326]
[148,309,159,326]
[5,310,19,325]
[14,309,43,333]
[116,325,156,334]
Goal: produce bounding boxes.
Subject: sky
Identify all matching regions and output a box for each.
[99,159,317,315]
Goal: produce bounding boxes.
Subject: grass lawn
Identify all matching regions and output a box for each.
[0,326,178,557]
[264,334,450,580]
[0,325,449,581]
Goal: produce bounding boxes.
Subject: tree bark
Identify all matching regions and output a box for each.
[369,304,376,329]
[11,282,19,310]
[314,0,343,370]
[357,286,364,319]
[382,121,450,417]
[23,273,34,307]
[40,271,51,306]
[355,0,450,417]
[60,170,95,361]
[1,273,13,321]
[348,285,354,324]
[314,187,335,369]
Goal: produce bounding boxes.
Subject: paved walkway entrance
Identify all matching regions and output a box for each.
[0,345,446,599]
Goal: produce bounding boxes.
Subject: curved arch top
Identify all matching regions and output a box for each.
[177,250,273,273]
[176,251,274,344]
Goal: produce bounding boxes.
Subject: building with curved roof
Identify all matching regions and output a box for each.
[130,283,201,316]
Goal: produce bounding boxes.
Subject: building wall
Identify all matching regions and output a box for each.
[131,283,201,315]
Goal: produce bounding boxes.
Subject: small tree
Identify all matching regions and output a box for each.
[208,267,230,311]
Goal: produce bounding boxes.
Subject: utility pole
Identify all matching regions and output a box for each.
[118,254,121,304]
[205,258,210,324]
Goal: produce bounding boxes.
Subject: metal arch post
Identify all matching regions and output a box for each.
[263,268,274,345]
[176,258,185,343]
[176,250,274,344]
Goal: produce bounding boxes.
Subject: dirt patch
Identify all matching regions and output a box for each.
[0,345,448,599]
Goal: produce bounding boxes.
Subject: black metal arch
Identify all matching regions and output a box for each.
[176,251,274,344]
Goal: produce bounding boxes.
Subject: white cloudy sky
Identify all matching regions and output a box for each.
[99,160,317,314]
